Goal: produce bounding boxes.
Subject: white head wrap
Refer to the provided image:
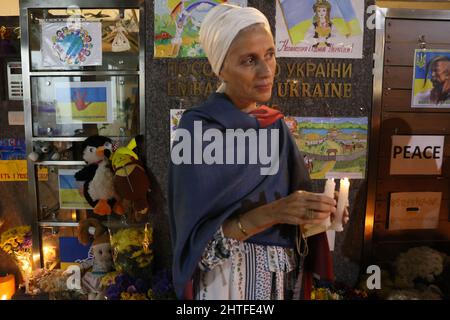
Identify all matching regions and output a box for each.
[199,4,271,93]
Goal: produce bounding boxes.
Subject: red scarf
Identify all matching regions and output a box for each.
[248,105,284,128]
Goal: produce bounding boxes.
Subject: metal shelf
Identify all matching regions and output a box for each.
[31,137,87,142]
[21,0,146,269]
[29,70,140,77]
[36,161,85,166]
[39,221,79,227]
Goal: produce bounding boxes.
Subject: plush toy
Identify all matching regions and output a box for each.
[110,136,150,217]
[53,141,73,161]
[78,218,114,300]
[28,141,60,162]
[75,135,123,215]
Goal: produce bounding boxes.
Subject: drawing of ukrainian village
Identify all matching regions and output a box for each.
[285,117,368,179]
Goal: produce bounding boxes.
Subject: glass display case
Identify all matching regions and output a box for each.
[20,0,145,270]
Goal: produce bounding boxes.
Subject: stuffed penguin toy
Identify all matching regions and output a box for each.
[75,135,123,215]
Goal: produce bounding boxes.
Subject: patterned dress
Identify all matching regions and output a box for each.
[195,228,298,300]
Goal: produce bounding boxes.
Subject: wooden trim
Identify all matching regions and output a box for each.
[377,1,450,10]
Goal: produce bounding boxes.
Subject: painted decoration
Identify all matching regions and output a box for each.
[41,21,102,67]
[285,116,367,179]
[276,0,364,58]
[412,49,450,108]
[154,0,247,58]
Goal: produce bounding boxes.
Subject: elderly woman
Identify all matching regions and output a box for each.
[169,4,344,300]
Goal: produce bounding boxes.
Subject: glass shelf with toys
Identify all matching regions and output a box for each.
[20,0,146,273]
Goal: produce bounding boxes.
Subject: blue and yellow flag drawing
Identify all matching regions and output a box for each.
[55,84,109,124]
[58,169,92,209]
[278,0,362,45]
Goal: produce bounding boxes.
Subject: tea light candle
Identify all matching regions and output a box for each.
[331,178,350,232]
[0,274,15,300]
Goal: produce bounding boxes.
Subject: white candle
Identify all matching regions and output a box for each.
[322,178,335,228]
[331,178,350,232]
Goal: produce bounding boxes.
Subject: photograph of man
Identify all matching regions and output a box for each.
[412,50,450,108]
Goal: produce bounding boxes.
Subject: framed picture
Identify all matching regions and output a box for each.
[54,81,114,125]
[412,49,450,108]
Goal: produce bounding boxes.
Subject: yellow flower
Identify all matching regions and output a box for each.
[100,271,120,287]
[111,226,154,254]
[120,292,131,300]
[129,293,148,300]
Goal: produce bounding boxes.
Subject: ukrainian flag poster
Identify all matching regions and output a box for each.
[276,0,364,58]
[54,81,114,124]
[58,169,92,209]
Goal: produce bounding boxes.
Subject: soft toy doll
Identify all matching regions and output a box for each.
[110,136,150,217]
[75,135,124,215]
[28,141,60,162]
[78,218,114,300]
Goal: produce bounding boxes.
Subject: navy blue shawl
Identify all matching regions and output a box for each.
[168,93,312,299]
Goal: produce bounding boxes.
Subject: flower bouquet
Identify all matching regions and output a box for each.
[109,224,153,280]
[102,269,175,300]
[311,279,369,300]
[0,225,33,292]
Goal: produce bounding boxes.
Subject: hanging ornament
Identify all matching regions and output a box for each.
[111,22,130,52]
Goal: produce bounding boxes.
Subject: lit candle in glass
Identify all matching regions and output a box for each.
[71,210,77,221]
[322,178,335,228]
[331,178,350,232]
[0,274,15,300]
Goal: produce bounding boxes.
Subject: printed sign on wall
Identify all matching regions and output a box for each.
[390,135,444,175]
[388,192,441,230]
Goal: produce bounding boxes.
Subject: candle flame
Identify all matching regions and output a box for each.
[1,294,7,300]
